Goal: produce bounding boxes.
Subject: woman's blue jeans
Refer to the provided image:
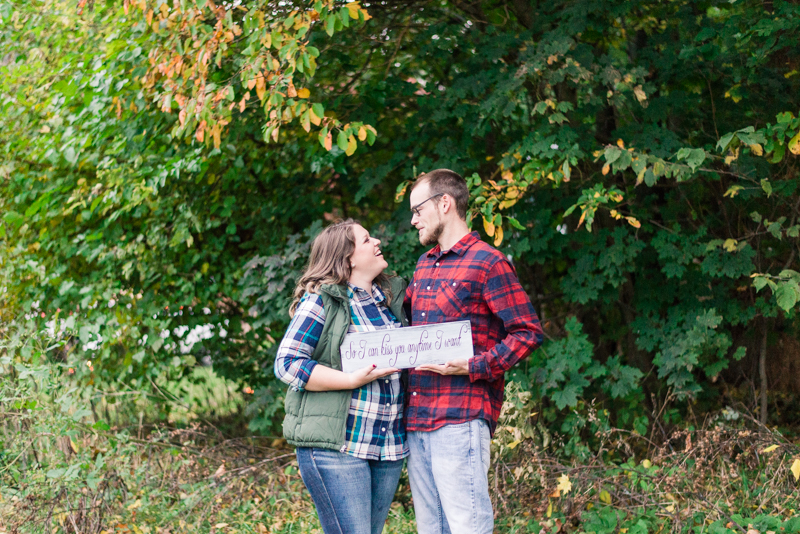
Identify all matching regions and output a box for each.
[296,447,404,534]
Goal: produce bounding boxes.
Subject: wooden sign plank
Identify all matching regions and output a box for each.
[340,320,474,373]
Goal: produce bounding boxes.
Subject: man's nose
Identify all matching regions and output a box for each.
[411,212,419,225]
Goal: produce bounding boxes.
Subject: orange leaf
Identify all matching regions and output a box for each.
[324,131,332,151]
[297,88,310,99]
[493,225,504,246]
[483,217,495,237]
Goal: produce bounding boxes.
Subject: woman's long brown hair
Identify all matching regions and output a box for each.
[289,219,391,316]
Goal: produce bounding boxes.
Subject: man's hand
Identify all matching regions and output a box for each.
[416,359,470,375]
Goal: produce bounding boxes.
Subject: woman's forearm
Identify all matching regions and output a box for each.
[304,365,357,391]
[305,363,400,392]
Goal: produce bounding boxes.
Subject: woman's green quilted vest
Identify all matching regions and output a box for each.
[281,276,408,449]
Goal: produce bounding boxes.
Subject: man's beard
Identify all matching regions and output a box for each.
[420,217,444,247]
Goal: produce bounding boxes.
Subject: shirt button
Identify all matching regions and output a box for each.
[421,312,425,317]
[381,427,386,432]
[386,403,390,407]
[385,379,389,383]
[435,262,439,266]
[412,392,417,396]
[426,286,431,290]
[453,282,457,286]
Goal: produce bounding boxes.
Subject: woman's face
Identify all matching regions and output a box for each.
[349,224,388,283]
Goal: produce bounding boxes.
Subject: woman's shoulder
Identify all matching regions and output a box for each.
[294,291,326,317]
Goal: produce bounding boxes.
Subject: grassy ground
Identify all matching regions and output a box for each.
[2,362,799,534]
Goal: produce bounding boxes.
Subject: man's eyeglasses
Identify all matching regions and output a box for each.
[410,194,444,217]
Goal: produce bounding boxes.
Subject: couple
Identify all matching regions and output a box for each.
[274,169,544,534]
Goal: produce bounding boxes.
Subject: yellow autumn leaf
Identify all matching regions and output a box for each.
[255,76,266,101]
[599,490,612,504]
[483,217,495,237]
[345,135,357,156]
[557,474,572,494]
[501,170,513,182]
[642,459,652,468]
[602,164,610,175]
[760,444,780,453]
[358,126,367,141]
[616,139,625,148]
[271,126,279,142]
[507,439,521,450]
[346,2,360,19]
[789,132,800,155]
[309,108,322,126]
[297,88,310,99]
[324,131,332,151]
[723,239,738,252]
[790,458,800,482]
[749,143,763,156]
[577,210,587,228]
[493,225,504,246]
[546,500,553,517]
[724,185,743,198]
[626,217,641,229]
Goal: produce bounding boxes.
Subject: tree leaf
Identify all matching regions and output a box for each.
[345,134,357,156]
[337,130,348,151]
[791,459,800,482]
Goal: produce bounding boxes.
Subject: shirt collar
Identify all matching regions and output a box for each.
[347,282,386,304]
[426,231,480,259]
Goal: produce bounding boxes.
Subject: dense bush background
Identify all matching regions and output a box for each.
[2,0,800,530]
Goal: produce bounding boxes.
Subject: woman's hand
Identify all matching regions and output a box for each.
[348,364,401,389]
[305,364,400,391]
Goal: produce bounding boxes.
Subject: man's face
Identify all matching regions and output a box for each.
[410,183,444,246]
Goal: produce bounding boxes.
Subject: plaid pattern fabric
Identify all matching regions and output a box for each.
[404,232,543,435]
[275,283,408,461]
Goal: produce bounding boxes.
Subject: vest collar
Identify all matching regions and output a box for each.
[319,283,349,302]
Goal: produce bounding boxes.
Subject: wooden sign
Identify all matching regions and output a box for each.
[339,321,474,373]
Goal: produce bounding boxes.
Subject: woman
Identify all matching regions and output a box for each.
[274,219,409,534]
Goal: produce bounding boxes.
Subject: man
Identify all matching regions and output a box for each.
[404,169,543,534]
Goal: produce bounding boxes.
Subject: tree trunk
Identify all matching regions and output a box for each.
[759,318,768,425]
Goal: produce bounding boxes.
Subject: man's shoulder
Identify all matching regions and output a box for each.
[463,237,508,267]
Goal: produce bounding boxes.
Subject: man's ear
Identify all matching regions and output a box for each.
[440,194,453,215]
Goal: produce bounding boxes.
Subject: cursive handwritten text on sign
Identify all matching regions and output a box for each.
[339,321,474,373]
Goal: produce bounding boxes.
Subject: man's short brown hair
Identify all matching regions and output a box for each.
[412,169,469,220]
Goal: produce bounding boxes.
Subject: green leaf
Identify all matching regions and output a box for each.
[337,130,348,151]
[761,179,772,197]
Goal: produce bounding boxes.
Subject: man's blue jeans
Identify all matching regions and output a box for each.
[296,447,404,534]
[407,419,493,534]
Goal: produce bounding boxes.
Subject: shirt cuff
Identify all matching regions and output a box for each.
[468,353,491,382]
[292,359,319,390]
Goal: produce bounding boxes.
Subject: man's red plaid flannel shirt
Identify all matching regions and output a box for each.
[404,231,543,435]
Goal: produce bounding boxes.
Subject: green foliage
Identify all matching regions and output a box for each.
[3,0,800,437]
